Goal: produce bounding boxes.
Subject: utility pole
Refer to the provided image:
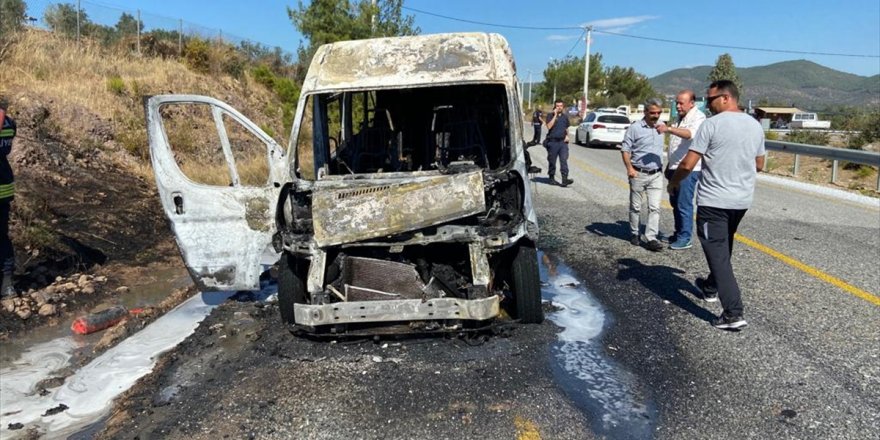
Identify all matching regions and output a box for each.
[372,0,377,33]
[549,57,556,103]
[76,0,80,47]
[582,26,592,117]
[520,78,524,108]
[137,10,141,56]
[527,69,532,111]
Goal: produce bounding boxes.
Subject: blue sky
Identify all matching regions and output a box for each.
[27,0,880,80]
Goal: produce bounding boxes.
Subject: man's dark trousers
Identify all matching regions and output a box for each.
[545,140,569,179]
[0,200,13,272]
[696,206,747,317]
[532,124,541,143]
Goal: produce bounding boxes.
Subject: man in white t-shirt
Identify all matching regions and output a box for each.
[658,90,706,250]
[668,80,766,331]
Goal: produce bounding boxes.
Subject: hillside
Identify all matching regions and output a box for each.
[650,60,880,108]
[0,29,290,314]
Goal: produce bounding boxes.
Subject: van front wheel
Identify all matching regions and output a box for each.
[508,244,543,324]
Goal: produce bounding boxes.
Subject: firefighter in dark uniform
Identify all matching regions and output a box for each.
[1,100,17,297]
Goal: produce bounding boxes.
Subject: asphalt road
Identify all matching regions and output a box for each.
[527,134,880,439]
[93,135,879,440]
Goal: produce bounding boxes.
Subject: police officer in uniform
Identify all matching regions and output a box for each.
[544,99,574,187]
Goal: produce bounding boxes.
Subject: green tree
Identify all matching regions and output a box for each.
[708,53,744,96]
[287,0,419,80]
[115,12,142,36]
[604,66,657,105]
[0,0,27,37]
[538,54,603,105]
[44,3,87,38]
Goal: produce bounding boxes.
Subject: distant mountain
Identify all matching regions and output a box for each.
[650,60,880,109]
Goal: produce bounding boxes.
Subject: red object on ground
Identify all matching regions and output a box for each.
[70,306,128,335]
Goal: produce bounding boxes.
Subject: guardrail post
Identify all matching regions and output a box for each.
[876,173,880,192]
[831,160,839,184]
[793,154,800,176]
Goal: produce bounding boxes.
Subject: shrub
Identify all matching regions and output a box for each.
[764,130,779,141]
[252,65,275,88]
[846,111,880,149]
[106,75,126,95]
[855,165,875,179]
[184,37,211,74]
[786,130,829,146]
[259,124,276,138]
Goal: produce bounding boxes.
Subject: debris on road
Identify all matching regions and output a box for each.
[70,306,129,335]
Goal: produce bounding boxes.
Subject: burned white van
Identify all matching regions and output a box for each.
[146,33,541,333]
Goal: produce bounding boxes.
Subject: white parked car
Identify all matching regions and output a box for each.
[575,112,631,147]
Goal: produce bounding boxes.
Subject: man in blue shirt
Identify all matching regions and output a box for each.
[620,98,665,251]
[544,100,573,187]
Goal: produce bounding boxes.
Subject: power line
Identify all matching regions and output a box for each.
[402,5,880,59]
[403,5,578,31]
[565,29,585,58]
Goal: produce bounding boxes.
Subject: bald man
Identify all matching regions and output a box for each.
[657,90,706,250]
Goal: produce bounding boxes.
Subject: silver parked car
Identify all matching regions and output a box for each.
[145,33,543,334]
[575,112,631,147]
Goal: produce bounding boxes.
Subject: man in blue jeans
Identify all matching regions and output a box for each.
[658,90,706,250]
[668,80,765,330]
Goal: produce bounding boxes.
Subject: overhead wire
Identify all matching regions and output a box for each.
[402,5,880,59]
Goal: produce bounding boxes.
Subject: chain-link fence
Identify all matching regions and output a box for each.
[22,0,294,66]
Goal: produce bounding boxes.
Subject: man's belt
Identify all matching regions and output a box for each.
[632,165,660,175]
[547,137,564,142]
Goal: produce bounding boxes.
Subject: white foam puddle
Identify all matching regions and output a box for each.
[0,291,233,439]
[540,251,655,438]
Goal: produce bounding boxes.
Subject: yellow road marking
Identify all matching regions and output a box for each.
[566,155,880,306]
[735,234,880,306]
[514,415,542,440]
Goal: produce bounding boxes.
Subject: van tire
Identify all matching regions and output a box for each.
[509,244,543,324]
[278,253,307,325]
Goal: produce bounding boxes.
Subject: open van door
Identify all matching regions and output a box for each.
[145,95,289,290]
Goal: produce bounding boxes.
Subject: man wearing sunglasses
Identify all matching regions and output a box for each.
[667,80,766,331]
[621,98,666,252]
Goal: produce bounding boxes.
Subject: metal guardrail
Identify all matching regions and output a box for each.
[764,140,880,191]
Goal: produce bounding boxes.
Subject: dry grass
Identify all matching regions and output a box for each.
[180,152,270,187]
[764,151,879,197]
[0,29,288,178]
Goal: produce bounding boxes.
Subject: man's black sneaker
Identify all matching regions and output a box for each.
[645,240,663,252]
[696,278,718,302]
[630,235,640,246]
[561,177,574,187]
[711,313,747,330]
[528,165,542,174]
